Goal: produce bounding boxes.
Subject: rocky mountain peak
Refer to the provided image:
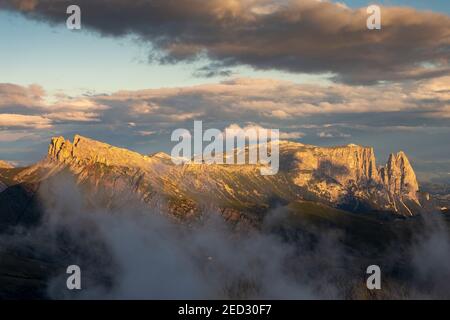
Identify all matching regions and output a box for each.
[284,142,421,214]
[380,151,419,202]
[0,161,13,169]
[289,144,380,188]
[41,135,423,216]
[47,135,153,168]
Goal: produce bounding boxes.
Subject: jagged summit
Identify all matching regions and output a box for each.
[149,151,172,160]
[380,151,419,202]
[0,160,13,169]
[38,134,422,216]
[48,135,153,168]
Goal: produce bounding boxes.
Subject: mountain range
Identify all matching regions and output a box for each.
[1,135,449,299]
[0,135,435,230]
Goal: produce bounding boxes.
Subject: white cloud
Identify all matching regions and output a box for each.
[0,114,52,129]
[223,124,302,141]
[138,131,157,136]
[0,77,447,150]
[318,131,351,139]
[280,131,304,139]
[92,77,450,122]
[46,112,101,122]
[0,130,39,142]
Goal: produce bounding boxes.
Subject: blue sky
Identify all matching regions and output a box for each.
[0,0,448,96]
[347,0,449,13]
[0,10,328,97]
[352,0,449,13]
[0,10,213,96]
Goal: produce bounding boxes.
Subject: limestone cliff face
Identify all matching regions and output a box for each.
[283,142,420,214]
[0,161,13,169]
[0,161,13,193]
[286,143,381,203]
[48,135,154,169]
[41,135,422,216]
[288,143,380,187]
[378,152,420,216]
[379,152,419,200]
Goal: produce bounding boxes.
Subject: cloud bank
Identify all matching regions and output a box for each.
[2,171,450,299]
[1,76,449,178]
[1,76,449,131]
[1,0,449,83]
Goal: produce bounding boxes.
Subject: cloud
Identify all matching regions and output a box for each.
[4,168,450,299]
[318,131,351,138]
[92,77,450,124]
[0,77,449,167]
[2,0,449,84]
[3,76,448,141]
[0,114,52,129]
[50,97,109,112]
[193,63,234,78]
[45,111,101,122]
[279,131,304,139]
[221,123,303,142]
[223,123,263,141]
[0,83,109,128]
[0,83,46,113]
[9,176,344,299]
[0,130,39,142]
[138,130,156,137]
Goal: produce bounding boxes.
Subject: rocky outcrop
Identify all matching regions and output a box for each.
[288,143,380,186]
[0,161,13,193]
[48,135,155,168]
[378,152,420,215]
[379,152,419,202]
[0,161,13,169]
[28,135,425,216]
[282,142,420,215]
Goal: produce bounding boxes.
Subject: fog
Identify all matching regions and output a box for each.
[2,174,450,299]
[37,175,347,299]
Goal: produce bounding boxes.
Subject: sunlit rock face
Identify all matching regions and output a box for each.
[5,135,424,218]
[48,135,154,168]
[380,152,420,202]
[0,161,13,169]
[279,142,420,215]
[379,152,421,215]
[45,135,180,217]
[0,161,13,193]
[286,143,380,190]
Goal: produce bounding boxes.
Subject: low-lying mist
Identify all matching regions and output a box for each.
[1,174,450,299]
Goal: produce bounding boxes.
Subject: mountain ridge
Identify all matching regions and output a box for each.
[0,135,427,221]
[0,160,13,169]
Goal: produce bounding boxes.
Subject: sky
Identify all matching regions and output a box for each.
[0,0,449,182]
